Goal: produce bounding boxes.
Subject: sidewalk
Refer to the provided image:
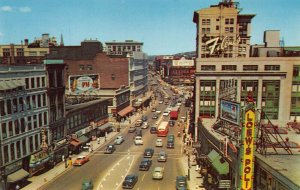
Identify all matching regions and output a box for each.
[180,145,206,190]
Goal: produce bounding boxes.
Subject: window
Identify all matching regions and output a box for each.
[87,65,93,70]
[79,65,85,71]
[29,51,37,56]
[202,28,211,34]
[225,27,234,33]
[243,65,258,71]
[29,136,34,153]
[31,78,35,88]
[14,120,19,135]
[25,78,29,89]
[293,67,300,77]
[28,116,32,131]
[201,65,216,71]
[2,123,7,139]
[42,77,45,87]
[222,65,237,71]
[7,99,12,114]
[36,77,40,88]
[4,145,9,163]
[216,25,219,30]
[22,139,26,156]
[0,100,5,116]
[32,95,36,108]
[21,118,25,133]
[202,19,211,25]
[265,65,280,71]
[225,18,234,24]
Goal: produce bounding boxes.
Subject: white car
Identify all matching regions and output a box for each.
[159,100,163,104]
[156,138,163,147]
[152,167,164,180]
[134,136,143,145]
[163,111,169,116]
[156,110,162,114]
[141,122,149,129]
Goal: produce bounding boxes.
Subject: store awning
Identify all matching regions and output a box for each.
[0,79,25,91]
[7,169,29,183]
[207,149,220,163]
[98,122,112,131]
[78,135,90,144]
[118,106,134,117]
[69,139,81,147]
[211,157,229,175]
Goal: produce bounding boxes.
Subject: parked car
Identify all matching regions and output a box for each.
[157,151,167,162]
[150,126,157,134]
[128,126,136,133]
[114,136,124,145]
[135,129,142,137]
[156,110,162,114]
[73,155,89,166]
[139,158,152,171]
[155,138,163,147]
[169,120,175,127]
[104,144,115,154]
[144,148,154,158]
[122,174,138,189]
[176,175,187,190]
[152,167,164,180]
[159,100,163,104]
[151,108,157,112]
[134,136,143,145]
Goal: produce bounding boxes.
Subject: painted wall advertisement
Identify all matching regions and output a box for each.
[68,74,100,93]
[239,106,255,190]
[220,99,240,125]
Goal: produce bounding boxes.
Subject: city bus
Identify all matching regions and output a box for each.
[157,121,169,137]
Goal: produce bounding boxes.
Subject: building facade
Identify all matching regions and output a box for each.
[105,40,143,57]
[0,64,49,189]
[193,1,300,190]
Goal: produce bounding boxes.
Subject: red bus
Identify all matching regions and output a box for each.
[157,121,169,137]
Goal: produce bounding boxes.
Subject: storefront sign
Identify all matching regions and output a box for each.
[239,107,255,190]
[68,74,100,93]
[219,180,231,188]
[205,36,240,55]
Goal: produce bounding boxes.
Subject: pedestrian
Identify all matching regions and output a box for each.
[97,137,100,144]
[15,184,20,190]
[62,155,65,162]
[65,159,68,168]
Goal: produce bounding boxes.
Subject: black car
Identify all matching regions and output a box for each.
[139,158,152,171]
[104,144,115,154]
[169,120,175,127]
[152,113,158,119]
[128,126,136,133]
[144,148,154,158]
[122,174,138,189]
[176,175,187,190]
[150,126,157,134]
[142,115,148,122]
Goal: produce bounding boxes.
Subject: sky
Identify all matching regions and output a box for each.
[0,0,300,55]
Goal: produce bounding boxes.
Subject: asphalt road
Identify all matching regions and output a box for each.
[40,85,188,190]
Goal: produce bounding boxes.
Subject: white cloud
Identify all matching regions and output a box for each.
[0,32,4,38]
[19,6,31,13]
[1,6,13,12]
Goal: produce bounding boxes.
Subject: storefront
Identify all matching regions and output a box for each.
[28,150,54,177]
[53,139,69,165]
[117,105,134,121]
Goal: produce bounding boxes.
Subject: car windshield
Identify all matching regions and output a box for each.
[178,181,185,187]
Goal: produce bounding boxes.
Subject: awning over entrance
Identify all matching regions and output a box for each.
[211,156,229,175]
[78,135,90,144]
[207,149,220,162]
[207,149,229,175]
[118,106,134,117]
[98,122,112,131]
[7,169,29,183]
[69,138,81,147]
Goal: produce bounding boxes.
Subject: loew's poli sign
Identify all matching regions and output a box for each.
[239,107,255,190]
[68,74,100,93]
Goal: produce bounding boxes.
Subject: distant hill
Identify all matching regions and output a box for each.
[148,51,196,60]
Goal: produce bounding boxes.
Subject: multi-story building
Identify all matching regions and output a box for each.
[105,40,143,57]
[0,64,49,189]
[193,1,300,190]
[0,34,58,65]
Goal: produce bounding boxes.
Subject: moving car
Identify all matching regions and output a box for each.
[156,110,162,114]
[134,136,143,145]
[122,174,138,189]
[141,122,148,129]
[152,167,164,180]
[104,144,115,154]
[150,126,157,134]
[167,134,175,149]
[155,138,163,147]
[169,120,175,127]
[152,113,158,119]
[144,148,154,158]
[163,111,169,116]
[135,120,143,127]
[114,135,124,145]
[151,108,157,112]
[176,175,187,190]
[159,100,163,104]
[142,115,148,122]
[81,179,93,190]
[128,126,136,133]
[157,151,167,162]
[73,155,89,166]
[139,158,152,171]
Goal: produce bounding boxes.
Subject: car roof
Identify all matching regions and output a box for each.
[77,155,86,159]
